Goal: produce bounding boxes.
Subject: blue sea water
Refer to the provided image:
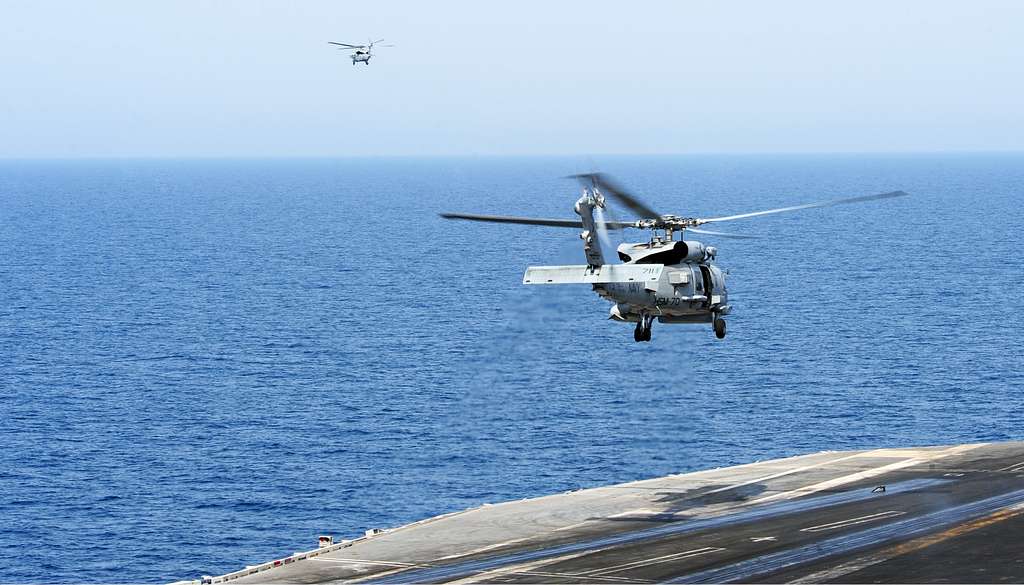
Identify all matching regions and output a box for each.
[1,154,1023,583]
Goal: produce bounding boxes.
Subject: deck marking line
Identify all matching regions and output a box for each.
[513,570,650,583]
[434,535,535,560]
[309,558,429,568]
[747,444,981,506]
[363,478,948,584]
[668,487,1024,584]
[788,502,1024,583]
[609,448,949,525]
[699,452,868,496]
[579,547,725,576]
[434,445,981,568]
[442,549,621,585]
[747,458,927,505]
[800,510,905,532]
[996,460,1024,472]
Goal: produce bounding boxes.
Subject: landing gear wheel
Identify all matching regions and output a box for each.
[714,318,727,339]
[633,316,654,342]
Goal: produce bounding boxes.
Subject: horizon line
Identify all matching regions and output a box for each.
[1,148,1023,162]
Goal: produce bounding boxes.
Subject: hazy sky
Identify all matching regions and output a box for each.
[1,0,1022,157]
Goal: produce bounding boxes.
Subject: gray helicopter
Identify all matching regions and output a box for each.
[328,39,392,65]
[442,173,908,342]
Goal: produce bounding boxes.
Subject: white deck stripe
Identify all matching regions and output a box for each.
[444,549,612,585]
[800,510,905,532]
[997,460,1024,472]
[788,501,1024,583]
[700,452,868,496]
[584,547,726,576]
[512,570,650,583]
[601,451,904,524]
[309,558,425,568]
[748,444,984,506]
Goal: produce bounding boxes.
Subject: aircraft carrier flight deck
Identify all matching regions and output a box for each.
[181,441,1024,584]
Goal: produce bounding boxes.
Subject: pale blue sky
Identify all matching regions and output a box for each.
[1,0,1022,157]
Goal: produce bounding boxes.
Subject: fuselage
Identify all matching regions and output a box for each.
[597,240,729,324]
[352,51,371,64]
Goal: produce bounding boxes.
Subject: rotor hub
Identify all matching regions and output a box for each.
[637,215,702,230]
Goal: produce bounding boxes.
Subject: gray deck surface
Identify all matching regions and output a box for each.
[197,442,1024,583]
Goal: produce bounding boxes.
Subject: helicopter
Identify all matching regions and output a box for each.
[328,39,392,65]
[441,173,908,342]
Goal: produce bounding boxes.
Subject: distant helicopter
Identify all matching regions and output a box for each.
[442,174,908,342]
[328,39,392,66]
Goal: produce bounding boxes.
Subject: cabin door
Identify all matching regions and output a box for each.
[698,265,713,308]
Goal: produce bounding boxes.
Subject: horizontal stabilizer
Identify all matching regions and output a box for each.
[523,264,663,285]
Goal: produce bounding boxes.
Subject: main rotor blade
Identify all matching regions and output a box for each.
[567,173,661,219]
[328,42,365,48]
[699,190,909,224]
[687,227,759,239]
[601,204,626,233]
[440,212,635,230]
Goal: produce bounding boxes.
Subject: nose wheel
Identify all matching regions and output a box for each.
[633,315,653,342]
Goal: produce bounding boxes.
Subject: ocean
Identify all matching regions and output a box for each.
[1,154,1022,582]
